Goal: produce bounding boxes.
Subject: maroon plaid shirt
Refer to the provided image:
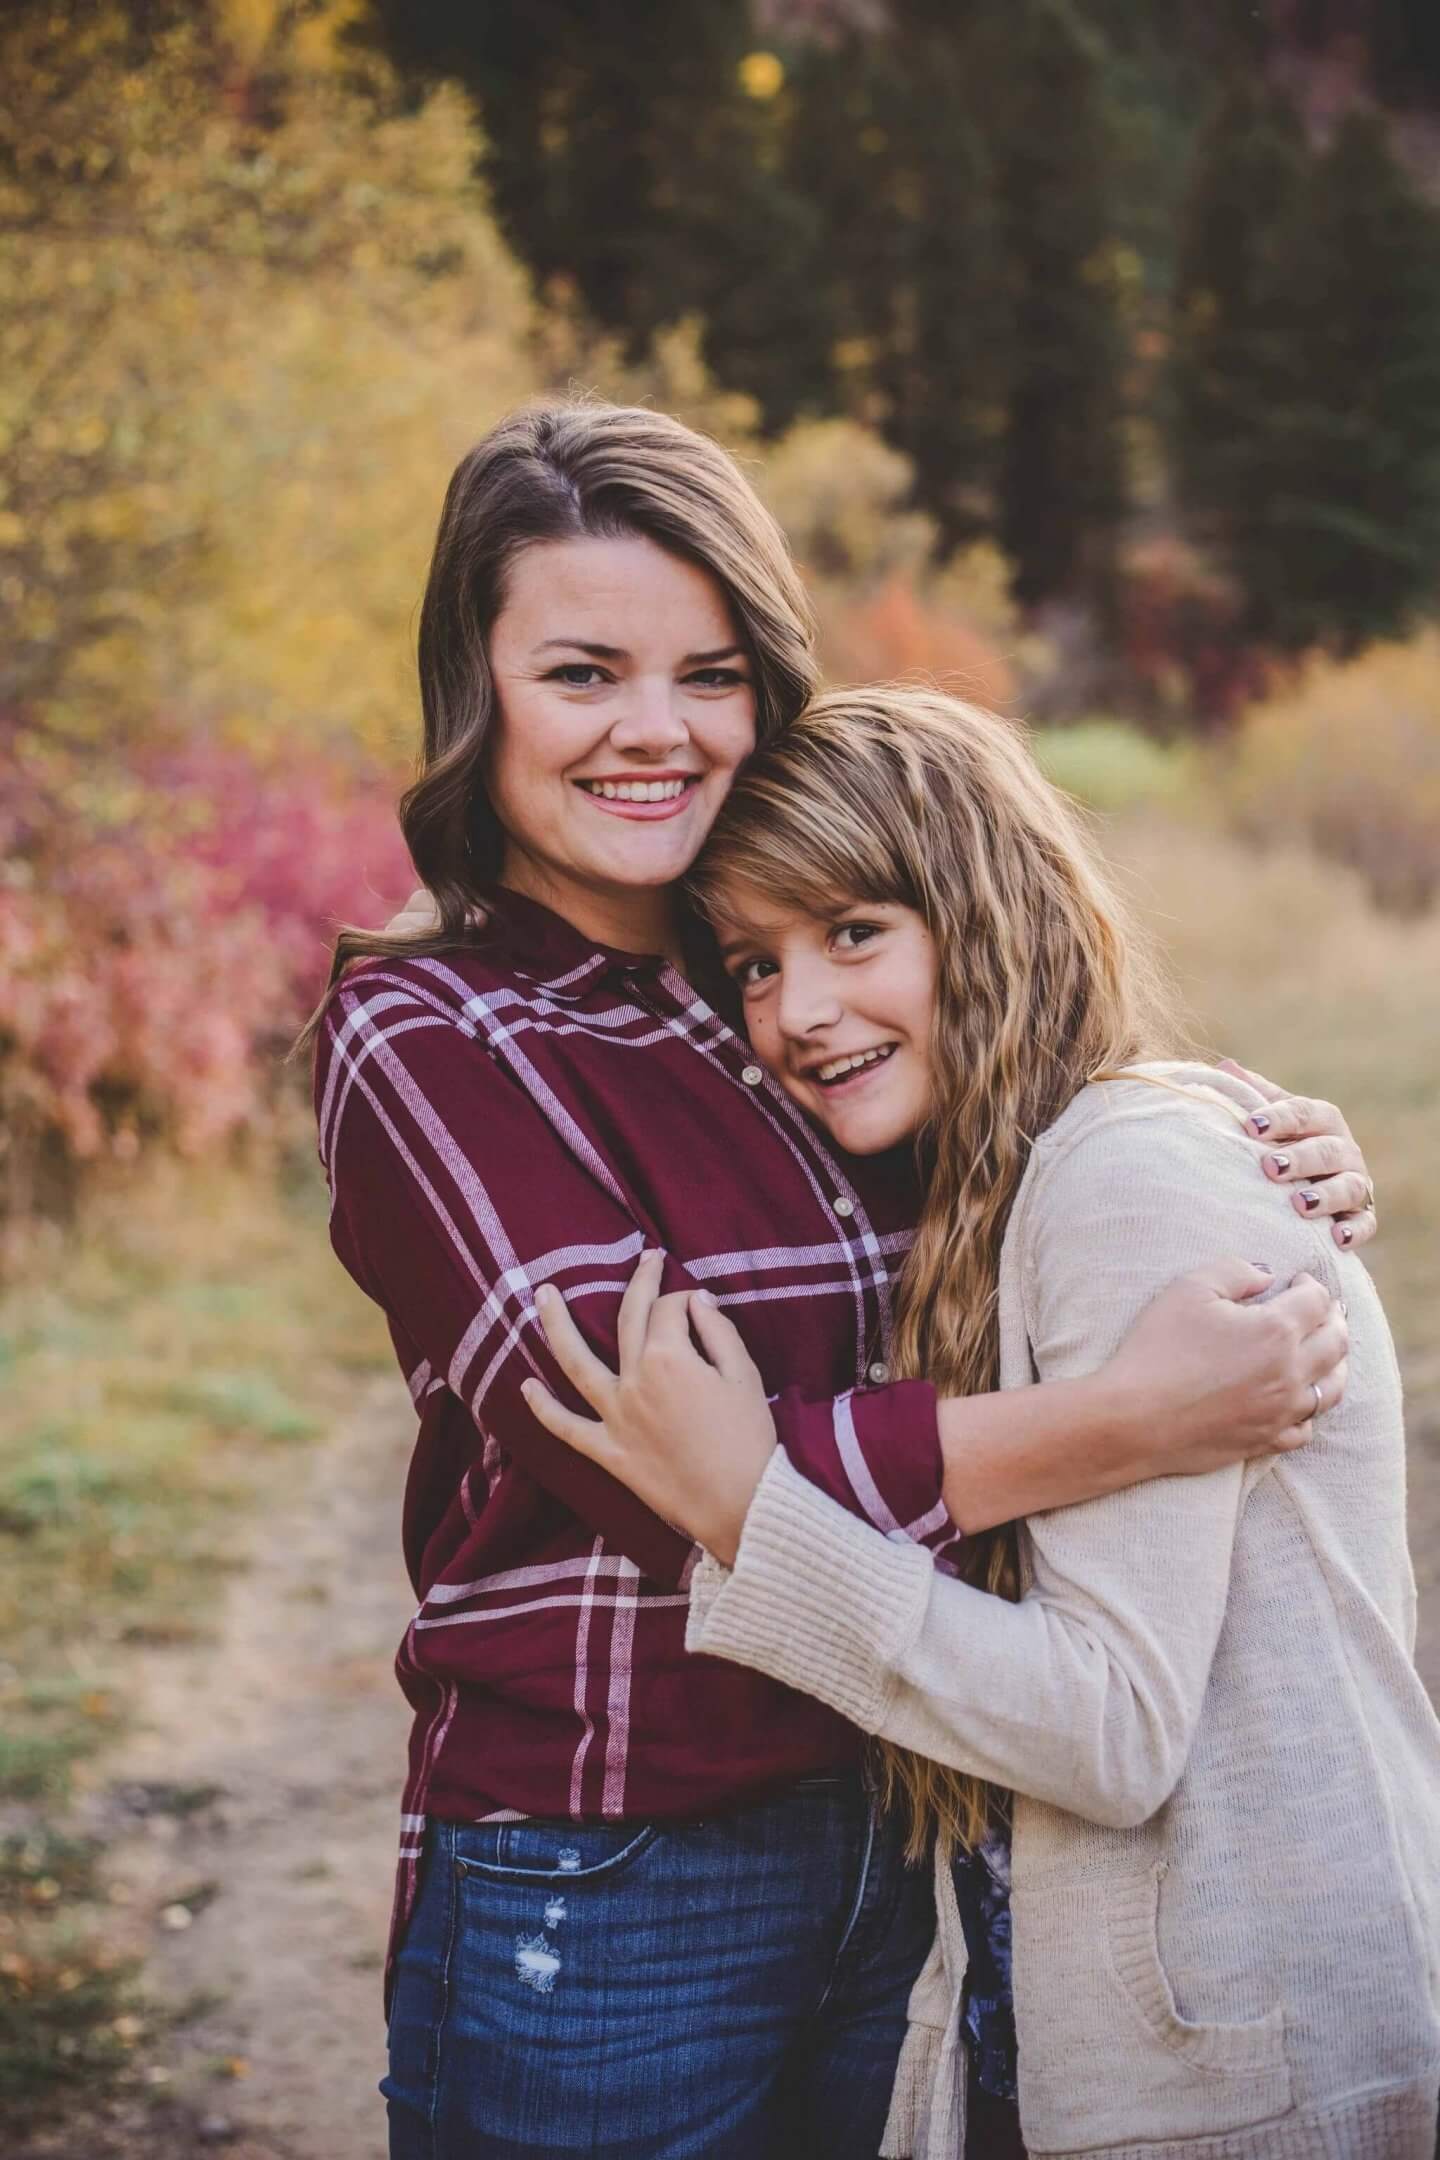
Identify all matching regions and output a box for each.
[315,888,960,1985]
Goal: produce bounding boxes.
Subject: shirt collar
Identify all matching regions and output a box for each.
[478,884,670,988]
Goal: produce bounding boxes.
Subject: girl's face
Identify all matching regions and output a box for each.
[487,534,758,927]
[715,884,938,1155]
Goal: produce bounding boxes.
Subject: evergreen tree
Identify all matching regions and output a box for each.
[1262,112,1440,650]
[780,17,1011,540]
[1171,83,1311,582]
[369,0,827,424]
[979,0,1128,606]
[1176,98,1440,651]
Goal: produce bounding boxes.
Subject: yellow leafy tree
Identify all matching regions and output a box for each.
[0,2,535,761]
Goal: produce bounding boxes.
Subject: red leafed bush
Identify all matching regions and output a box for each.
[0,727,411,1215]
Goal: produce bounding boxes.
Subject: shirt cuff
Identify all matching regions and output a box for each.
[769,1378,954,1550]
[683,1447,935,1731]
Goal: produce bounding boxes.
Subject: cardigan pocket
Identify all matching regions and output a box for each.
[1012,1870,1292,2154]
[1105,1864,1290,2079]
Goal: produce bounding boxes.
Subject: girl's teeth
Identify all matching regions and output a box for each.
[817,1046,893,1082]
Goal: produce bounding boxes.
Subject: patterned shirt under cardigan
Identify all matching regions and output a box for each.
[315,886,978,2004]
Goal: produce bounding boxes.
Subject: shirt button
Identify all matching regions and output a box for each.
[868,1360,889,1384]
[833,1195,855,1217]
[741,1064,764,1086]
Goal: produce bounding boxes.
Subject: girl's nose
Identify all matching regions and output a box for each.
[776,970,844,1042]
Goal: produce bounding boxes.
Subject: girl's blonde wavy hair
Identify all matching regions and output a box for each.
[688,685,1178,1858]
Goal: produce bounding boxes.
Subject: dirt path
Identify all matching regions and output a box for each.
[21,1361,1439,2160]
[81,1376,415,2159]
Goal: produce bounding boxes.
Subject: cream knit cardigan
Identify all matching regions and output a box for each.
[687,1070,1440,2160]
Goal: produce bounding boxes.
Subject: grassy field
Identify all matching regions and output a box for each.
[0,810,1436,2145]
[0,1141,388,2133]
[1109,811,1440,1691]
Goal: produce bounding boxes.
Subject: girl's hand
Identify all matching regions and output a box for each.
[1218,1059,1377,1250]
[520,1252,775,1564]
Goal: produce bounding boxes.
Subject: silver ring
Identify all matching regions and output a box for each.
[1310,1381,1323,1420]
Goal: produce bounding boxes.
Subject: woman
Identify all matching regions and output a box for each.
[522,687,1440,2157]
[312,400,1369,2160]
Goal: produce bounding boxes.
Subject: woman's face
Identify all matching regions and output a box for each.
[486,533,758,924]
[714,884,938,1155]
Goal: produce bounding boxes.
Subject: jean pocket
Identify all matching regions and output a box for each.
[454,1818,660,1886]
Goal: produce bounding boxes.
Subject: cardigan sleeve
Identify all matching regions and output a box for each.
[317,968,954,1590]
[688,1086,1348,1828]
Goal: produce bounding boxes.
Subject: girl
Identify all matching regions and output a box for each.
[314,402,1368,2159]
[523,686,1440,2158]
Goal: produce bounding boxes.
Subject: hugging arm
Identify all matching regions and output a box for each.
[317,969,952,1588]
[685,1096,1358,1827]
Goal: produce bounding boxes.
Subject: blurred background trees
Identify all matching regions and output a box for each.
[6,10,1440,2134]
[5,0,1440,1214]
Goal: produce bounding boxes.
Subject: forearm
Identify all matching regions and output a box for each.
[938,1370,1133,1533]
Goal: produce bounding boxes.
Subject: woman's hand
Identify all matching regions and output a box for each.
[386,888,442,938]
[520,1252,775,1564]
[939,1257,1349,1533]
[1100,1256,1348,1468]
[1219,1059,1377,1249]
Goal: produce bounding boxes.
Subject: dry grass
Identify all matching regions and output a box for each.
[0,1140,389,2127]
[1107,811,1440,1689]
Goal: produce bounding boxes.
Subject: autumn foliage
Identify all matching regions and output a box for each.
[0,725,411,1218]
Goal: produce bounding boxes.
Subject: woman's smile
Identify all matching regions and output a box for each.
[485,532,758,954]
[572,769,704,819]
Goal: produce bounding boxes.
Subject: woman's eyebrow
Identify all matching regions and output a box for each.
[533,638,627,658]
[529,640,745,665]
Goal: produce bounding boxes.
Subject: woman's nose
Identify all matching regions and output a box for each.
[607,683,690,757]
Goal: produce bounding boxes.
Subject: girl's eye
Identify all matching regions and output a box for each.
[546,663,611,687]
[735,957,778,989]
[834,922,883,952]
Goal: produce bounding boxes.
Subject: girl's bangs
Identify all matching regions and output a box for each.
[691,763,916,929]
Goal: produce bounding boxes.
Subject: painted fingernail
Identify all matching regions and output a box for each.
[1249,1112,1272,1133]
[1267,1152,1291,1175]
[1338,1223,1354,1246]
[1299,1189,1321,1212]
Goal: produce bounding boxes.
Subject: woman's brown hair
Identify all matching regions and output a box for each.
[689,685,1178,1855]
[299,397,817,1044]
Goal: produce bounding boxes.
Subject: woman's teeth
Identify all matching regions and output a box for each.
[815,1045,896,1085]
[578,778,691,802]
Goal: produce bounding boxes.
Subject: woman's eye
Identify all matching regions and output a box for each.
[685,667,748,690]
[546,663,610,687]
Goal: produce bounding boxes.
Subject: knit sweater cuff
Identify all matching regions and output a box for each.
[683,1447,935,1730]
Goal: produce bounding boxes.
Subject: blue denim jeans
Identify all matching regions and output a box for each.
[384,1773,936,2159]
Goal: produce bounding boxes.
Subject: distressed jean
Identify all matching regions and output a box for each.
[383,1772,937,2159]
